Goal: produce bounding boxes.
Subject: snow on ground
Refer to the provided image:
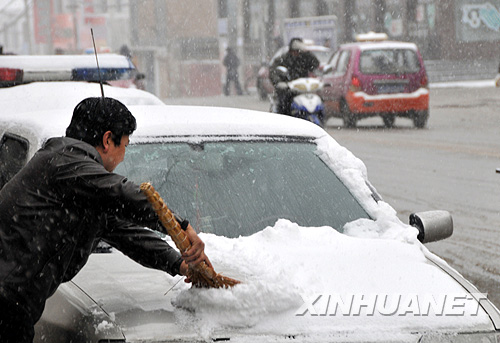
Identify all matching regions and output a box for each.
[430,79,495,88]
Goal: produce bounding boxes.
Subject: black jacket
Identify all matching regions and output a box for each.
[269,50,320,85]
[223,50,240,73]
[0,137,183,324]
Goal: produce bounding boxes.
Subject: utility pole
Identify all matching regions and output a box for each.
[67,0,79,52]
[343,0,355,43]
[374,0,386,33]
[265,0,275,59]
[23,0,33,54]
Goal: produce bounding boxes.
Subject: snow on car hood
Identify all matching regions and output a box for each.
[75,218,493,342]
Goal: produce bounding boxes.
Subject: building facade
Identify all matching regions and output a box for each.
[1,0,500,96]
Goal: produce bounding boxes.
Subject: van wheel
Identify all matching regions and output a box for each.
[413,110,429,128]
[382,114,395,128]
[341,101,357,128]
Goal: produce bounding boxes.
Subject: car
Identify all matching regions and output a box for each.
[0,81,164,115]
[0,55,162,115]
[1,103,499,342]
[321,32,429,128]
[256,43,332,100]
[0,53,143,89]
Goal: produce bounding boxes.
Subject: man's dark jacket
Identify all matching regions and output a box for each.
[0,136,183,325]
[269,50,320,85]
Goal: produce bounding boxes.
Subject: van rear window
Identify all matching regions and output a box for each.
[359,49,421,74]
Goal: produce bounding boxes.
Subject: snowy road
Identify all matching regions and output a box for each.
[325,85,500,307]
[162,81,500,307]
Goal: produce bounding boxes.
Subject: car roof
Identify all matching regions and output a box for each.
[341,40,419,52]
[0,54,133,70]
[0,82,164,114]
[0,105,328,148]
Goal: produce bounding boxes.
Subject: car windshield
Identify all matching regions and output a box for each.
[116,139,370,237]
[313,49,333,64]
[359,48,421,74]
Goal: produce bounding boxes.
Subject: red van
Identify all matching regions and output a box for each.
[321,33,429,128]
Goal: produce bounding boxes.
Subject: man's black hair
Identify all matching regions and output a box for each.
[289,37,303,51]
[66,97,137,147]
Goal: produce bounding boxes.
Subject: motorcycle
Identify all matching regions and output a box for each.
[270,66,326,127]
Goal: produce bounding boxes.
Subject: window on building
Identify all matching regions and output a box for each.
[219,0,228,18]
[316,0,329,15]
[290,0,300,18]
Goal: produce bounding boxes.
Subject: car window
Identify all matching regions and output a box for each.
[116,140,370,237]
[0,133,29,189]
[359,49,421,74]
[334,50,351,76]
[324,51,340,74]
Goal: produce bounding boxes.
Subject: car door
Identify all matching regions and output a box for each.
[322,49,352,116]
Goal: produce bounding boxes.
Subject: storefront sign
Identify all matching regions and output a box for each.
[458,0,500,41]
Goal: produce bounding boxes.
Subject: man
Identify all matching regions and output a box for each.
[223,47,243,96]
[269,37,320,115]
[0,97,210,342]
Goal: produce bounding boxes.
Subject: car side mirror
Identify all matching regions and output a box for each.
[323,64,334,74]
[409,210,453,243]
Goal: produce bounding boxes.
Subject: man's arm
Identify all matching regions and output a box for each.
[269,55,287,86]
[102,216,184,276]
[102,216,211,278]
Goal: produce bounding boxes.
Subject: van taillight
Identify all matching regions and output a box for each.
[0,68,23,82]
[420,74,428,88]
[350,76,362,91]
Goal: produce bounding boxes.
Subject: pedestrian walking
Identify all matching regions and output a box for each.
[223,47,243,95]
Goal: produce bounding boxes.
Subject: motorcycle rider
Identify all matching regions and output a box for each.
[269,37,320,115]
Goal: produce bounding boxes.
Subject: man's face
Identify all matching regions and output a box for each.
[103,135,129,172]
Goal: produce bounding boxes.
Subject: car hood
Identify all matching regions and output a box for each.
[72,220,497,342]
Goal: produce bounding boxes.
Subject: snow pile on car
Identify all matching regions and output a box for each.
[172,220,491,341]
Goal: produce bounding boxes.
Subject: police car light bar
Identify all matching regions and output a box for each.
[0,54,136,86]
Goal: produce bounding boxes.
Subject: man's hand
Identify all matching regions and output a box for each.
[178,224,212,283]
[276,81,288,90]
[181,224,212,267]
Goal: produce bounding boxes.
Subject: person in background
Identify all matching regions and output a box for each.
[269,37,320,115]
[0,97,210,343]
[223,47,243,96]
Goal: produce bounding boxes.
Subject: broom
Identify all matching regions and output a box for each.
[140,182,240,288]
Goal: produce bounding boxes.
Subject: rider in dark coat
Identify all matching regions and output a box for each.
[269,38,320,115]
[0,97,209,343]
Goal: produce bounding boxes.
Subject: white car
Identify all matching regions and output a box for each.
[1,105,499,342]
[0,81,164,115]
[0,53,139,88]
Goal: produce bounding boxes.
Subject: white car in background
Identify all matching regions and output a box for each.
[0,53,163,114]
[1,104,499,342]
[0,81,164,114]
[0,53,140,88]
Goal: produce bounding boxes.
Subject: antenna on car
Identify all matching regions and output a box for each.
[90,28,105,99]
